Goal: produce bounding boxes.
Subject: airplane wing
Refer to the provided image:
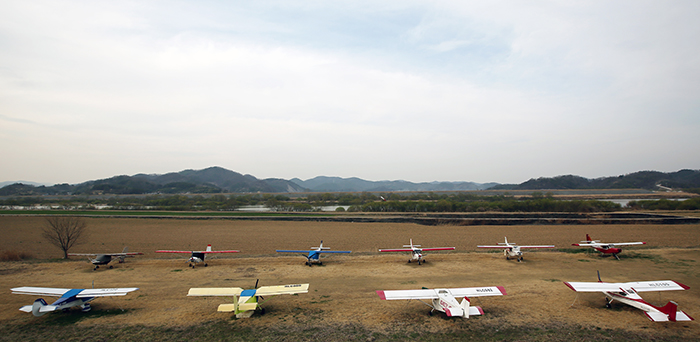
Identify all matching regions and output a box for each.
[378,248,413,252]
[11,287,72,297]
[68,252,144,256]
[276,250,312,253]
[201,250,239,254]
[573,242,645,247]
[562,281,686,292]
[377,289,438,300]
[76,288,139,297]
[518,245,555,249]
[155,250,193,253]
[477,245,511,249]
[255,284,309,296]
[623,281,690,292]
[317,250,351,253]
[448,286,508,297]
[419,247,455,251]
[188,288,245,296]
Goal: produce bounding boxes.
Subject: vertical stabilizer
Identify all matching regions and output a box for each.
[206,245,212,252]
[658,301,678,321]
[585,234,592,242]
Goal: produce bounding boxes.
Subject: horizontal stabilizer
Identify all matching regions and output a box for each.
[217,304,237,312]
[469,306,484,316]
[19,305,33,313]
[645,311,694,322]
[40,305,59,313]
[444,307,464,317]
[238,303,258,311]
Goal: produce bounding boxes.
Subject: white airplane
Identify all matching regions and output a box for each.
[564,272,693,322]
[188,280,309,318]
[572,234,646,260]
[379,239,455,265]
[68,247,144,270]
[477,237,554,262]
[156,244,239,268]
[377,286,507,318]
[276,241,351,266]
[12,286,139,317]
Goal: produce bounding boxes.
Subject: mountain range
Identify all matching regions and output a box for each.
[0,167,698,196]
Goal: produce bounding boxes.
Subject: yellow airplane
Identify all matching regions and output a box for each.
[188,280,309,318]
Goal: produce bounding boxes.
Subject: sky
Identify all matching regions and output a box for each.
[1,1,699,185]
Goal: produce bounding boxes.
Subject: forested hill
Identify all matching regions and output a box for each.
[0,167,306,196]
[491,170,700,190]
[1,168,698,196]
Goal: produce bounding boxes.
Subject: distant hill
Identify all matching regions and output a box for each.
[290,176,497,192]
[2,168,698,196]
[491,169,700,190]
[0,167,307,196]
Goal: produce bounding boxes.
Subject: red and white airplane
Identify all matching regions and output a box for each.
[564,272,693,322]
[572,234,646,260]
[156,244,239,268]
[379,239,454,265]
[377,286,507,318]
[477,237,554,262]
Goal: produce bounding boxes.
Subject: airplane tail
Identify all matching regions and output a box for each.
[206,244,212,252]
[119,246,128,262]
[459,297,484,318]
[647,301,695,322]
[586,234,592,242]
[19,298,54,317]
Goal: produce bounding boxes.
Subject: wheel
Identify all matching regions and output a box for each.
[506,256,509,260]
[428,311,433,316]
[260,308,266,315]
[204,263,208,267]
[109,265,113,269]
[319,261,322,265]
[417,260,421,265]
[407,260,411,263]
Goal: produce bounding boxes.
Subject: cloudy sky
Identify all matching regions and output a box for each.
[1,1,699,185]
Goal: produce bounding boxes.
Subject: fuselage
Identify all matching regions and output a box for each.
[605,288,658,313]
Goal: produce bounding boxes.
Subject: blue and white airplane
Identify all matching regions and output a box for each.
[276,241,351,266]
[12,286,139,317]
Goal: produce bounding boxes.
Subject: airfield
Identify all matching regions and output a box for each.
[1,215,699,341]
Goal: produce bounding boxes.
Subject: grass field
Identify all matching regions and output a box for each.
[0,216,698,341]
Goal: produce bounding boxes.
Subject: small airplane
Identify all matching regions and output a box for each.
[276,241,351,266]
[477,237,554,262]
[379,239,455,265]
[68,247,144,270]
[12,286,139,317]
[156,244,239,267]
[572,234,646,260]
[377,286,507,318]
[564,272,693,322]
[188,280,309,318]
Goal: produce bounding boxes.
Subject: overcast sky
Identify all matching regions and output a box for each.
[1,1,699,185]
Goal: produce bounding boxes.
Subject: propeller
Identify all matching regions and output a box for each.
[597,270,602,283]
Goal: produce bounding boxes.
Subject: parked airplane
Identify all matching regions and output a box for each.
[156,244,239,267]
[276,241,351,266]
[379,239,455,265]
[68,247,144,270]
[377,286,507,318]
[572,234,646,260]
[12,286,139,317]
[188,280,309,318]
[564,272,693,322]
[477,237,554,262]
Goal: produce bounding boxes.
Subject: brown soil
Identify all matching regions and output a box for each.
[0,216,698,339]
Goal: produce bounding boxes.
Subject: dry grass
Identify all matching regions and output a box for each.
[0,216,699,341]
[0,250,33,261]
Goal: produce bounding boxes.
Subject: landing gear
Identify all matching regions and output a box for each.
[506,256,510,260]
[109,265,113,269]
[93,266,99,271]
[517,256,523,262]
[417,260,422,265]
[605,298,613,308]
[81,303,92,312]
[428,310,433,316]
[260,307,266,315]
[613,254,620,261]
[204,263,208,267]
[318,261,322,266]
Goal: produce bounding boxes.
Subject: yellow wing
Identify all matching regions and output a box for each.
[188,287,244,296]
[255,284,309,296]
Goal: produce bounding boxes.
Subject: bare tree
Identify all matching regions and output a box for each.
[41,216,88,259]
